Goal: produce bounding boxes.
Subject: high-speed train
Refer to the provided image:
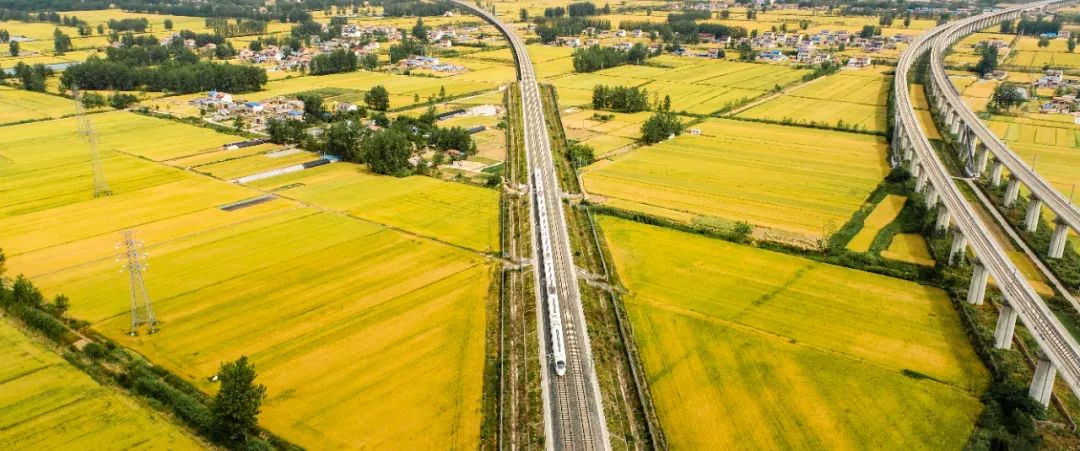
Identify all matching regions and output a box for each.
[535,171,567,376]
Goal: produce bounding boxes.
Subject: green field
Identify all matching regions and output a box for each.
[0,112,494,449]
[0,318,204,449]
[582,118,890,242]
[737,71,891,133]
[600,216,987,449]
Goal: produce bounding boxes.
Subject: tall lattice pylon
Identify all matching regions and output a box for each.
[118,230,157,336]
[73,87,111,197]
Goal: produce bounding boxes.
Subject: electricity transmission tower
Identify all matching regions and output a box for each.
[73,87,111,197]
[118,230,157,336]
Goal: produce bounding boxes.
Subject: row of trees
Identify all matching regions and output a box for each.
[2,62,52,91]
[534,17,611,43]
[107,17,150,32]
[572,43,650,73]
[309,48,359,75]
[382,1,455,17]
[205,17,267,37]
[619,19,748,44]
[591,84,650,112]
[61,58,267,93]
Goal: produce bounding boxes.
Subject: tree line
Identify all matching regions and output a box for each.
[62,57,266,93]
[591,84,650,112]
[534,17,611,43]
[572,43,650,73]
[381,0,456,17]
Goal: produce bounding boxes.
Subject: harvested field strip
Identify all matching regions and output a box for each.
[600,217,987,450]
[248,164,500,252]
[0,318,204,449]
[881,233,936,266]
[847,195,907,252]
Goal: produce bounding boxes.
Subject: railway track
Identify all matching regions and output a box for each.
[449,2,610,449]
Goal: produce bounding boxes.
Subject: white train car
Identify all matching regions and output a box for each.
[535,171,567,376]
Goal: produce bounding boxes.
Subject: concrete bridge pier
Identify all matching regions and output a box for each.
[994,303,1019,349]
[990,160,1004,186]
[1004,175,1021,207]
[974,144,988,174]
[1025,195,1042,232]
[968,261,989,305]
[1049,219,1070,259]
[915,170,928,193]
[949,112,962,135]
[1030,352,1058,407]
[936,206,952,232]
[926,184,939,208]
[949,231,967,265]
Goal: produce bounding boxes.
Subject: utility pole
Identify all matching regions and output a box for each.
[73,86,111,197]
[118,230,157,336]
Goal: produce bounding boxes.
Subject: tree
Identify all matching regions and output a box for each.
[1070,37,1077,53]
[360,53,378,70]
[10,40,19,57]
[903,14,912,28]
[297,94,326,122]
[439,85,446,102]
[640,110,682,144]
[1000,20,1014,34]
[53,28,72,54]
[0,29,9,42]
[109,93,138,109]
[989,83,1027,112]
[567,142,594,168]
[321,119,364,161]
[211,356,267,446]
[746,7,757,20]
[974,43,998,76]
[720,9,731,19]
[81,91,107,109]
[52,294,70,317]
[233,115,245,131]
[520,8,529,22]
[738,41,755,61]
[412,18,428,42]
[164,19,173,30]
[365,85,390,111]
[361,129,412,176]
[1038,36,1050,48]
[97,24,105,35]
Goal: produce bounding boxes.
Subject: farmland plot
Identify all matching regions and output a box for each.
[600,217,987,450]
[737,71,891,132]
[582,119,890,241]
[0,113,495,450]
[0,318,204,449]
[0,86,83,125]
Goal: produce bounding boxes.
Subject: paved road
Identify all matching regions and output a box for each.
[895,0,1080,397]
[449,2,610,449]
[929,4,1080,234]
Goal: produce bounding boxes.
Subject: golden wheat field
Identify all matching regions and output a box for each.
[0,112,494,450]
[582,118,890,240]
[600,216,987,450]
[0,318,205,449]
